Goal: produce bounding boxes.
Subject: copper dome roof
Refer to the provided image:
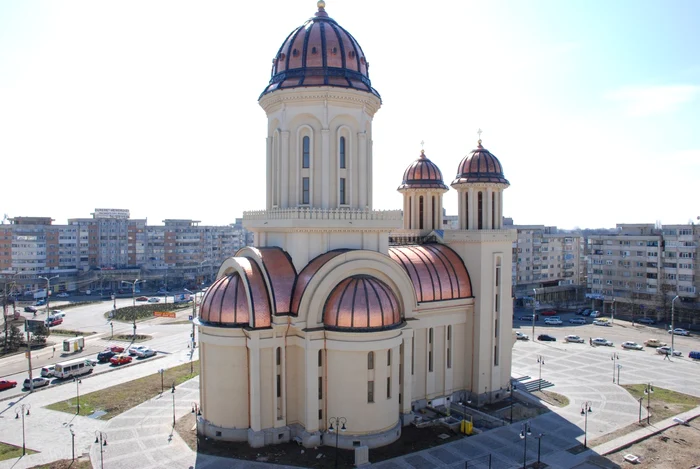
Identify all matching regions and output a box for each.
[323,275,402,331]
[451,140,509,186]
[397,150,448,191]
[260,1,380,99]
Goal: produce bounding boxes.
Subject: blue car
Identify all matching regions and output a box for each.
[35,299,46,306]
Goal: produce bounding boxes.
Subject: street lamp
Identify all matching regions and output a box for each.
[15,403,30,456]
[611,298,615,325]
[69,426,75,461]
[519,421,532,469]
[38,275,59,315]
[74,377,82,414]
[328,416,347,469]
[671,295,679,354]
[171,382,176,427]
[638,396,644,423]
[111,294,116,318]
[532,288,537,338]
[617,364,622,385]
[580,401,592,448]
[94,431,107,469]
[121,278,145,308]
[183,288,197,350]
[158,368,165,395]
[536,355,545,391]
[611,352,619,383]
[507,382,517,423]
[644,383,654,425]
[534,433,545,468]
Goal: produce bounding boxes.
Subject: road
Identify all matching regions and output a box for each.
[0,297,196,400]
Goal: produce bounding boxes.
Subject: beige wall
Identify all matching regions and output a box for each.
[200,342,249,429]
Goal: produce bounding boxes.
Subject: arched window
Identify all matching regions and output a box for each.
[408,198,412,228]
[465,192,469,229]
[432,196,437,229]
[368,351,374,370]
[339,136,346,169]
[492,192,496,229]
[419,196,424,230]
[478,191,483,230]
[302,136,310,168]
[318,349,323,367]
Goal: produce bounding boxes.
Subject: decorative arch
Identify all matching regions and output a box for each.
[214,257,272,328]
[236,246,297,315]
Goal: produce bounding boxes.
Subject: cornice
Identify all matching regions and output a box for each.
[259,87,382,115]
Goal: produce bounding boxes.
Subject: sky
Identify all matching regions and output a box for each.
[1,0,699,230]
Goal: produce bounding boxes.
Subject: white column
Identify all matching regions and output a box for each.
[457,190,465,230]
[468,187,475,230]
[425,192,433,232]
[402,194,410,230]
[401,334,413,415]
[358,132,367,209]
[248,334,262,432]
[266,136,273,210]
[281,131,290,208]
[486,187,493,230]
[321,129,330,209]
[304,344,320,432]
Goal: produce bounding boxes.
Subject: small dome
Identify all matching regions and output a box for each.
[260,1,380,99]
[452,140,509,186]
[323,275,402,331]
[397,150,448,191]
[199,274,250,326]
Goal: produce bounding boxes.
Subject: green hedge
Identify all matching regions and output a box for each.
[105,303,191,322]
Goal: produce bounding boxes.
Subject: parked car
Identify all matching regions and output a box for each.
[45,316,63,327]
[110,354,132,366]
[569,318,586,325]
[593,319,612,327]
[564,335,584,343]
[128,345,148,356]
[637,317,656,325]
[669,328,690,336]
[135,347,156,358]
[592,337,613,347]
[581,309,593,316]
[544,318,563,325]
[576,308,588,315]
[41,365,56,377]
[540,309,558,317]
[24,306,38,313]
[519,315,538,321]
[537,334,556,342]
[147,297,161,303]
[621,341,643,350]
[106,345,125,353]
[135,296,149,302]
[57,292,70,298]
[515,331,529,341]
[35,299,46,306]
[644,338,667,348]
[0,379,17,391]
[23,377,50,390]
[657,346,682,357]
[97,350,116,363]
[589,310,601,318]
[51,310,66,319]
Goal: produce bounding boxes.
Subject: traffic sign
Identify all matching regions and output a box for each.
[188,315,193,321]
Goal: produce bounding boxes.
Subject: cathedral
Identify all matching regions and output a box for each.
[196,1,516,449]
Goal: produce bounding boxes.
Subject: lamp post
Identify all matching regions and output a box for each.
[74,377,82,414]
[617,364,622,385]
[111,294,116,318]
[94,431,107,469]
[580,401,592,448]
[671,295,679,354]
[171,382,176,427]
[611,298,615,325]
[638,396,644,423]
[109,321,113,340]
[534,433,545,468]
[519,420,532,469]
[121,278,145,308]
[644,383,654,425]
[508,382,517,423]
[532,288,537,338]
[15,404,30,456]
[328,416,347,469]
[38,275,59,315]
[69,426,75,461]
[159,368,165,395]
[536,355,545,391]
[183,288,197,350]
[611,352,619,383]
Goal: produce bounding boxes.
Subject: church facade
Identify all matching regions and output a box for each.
[196,1,516,449]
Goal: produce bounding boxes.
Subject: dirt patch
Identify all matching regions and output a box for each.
[532,390,569,408]
[26,456,92,469]
[175,414,465,468]
[603,418,700,468]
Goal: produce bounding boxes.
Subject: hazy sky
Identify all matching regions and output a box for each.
[1,0,698,229]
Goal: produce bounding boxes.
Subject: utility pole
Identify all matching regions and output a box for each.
[26,329,34,391]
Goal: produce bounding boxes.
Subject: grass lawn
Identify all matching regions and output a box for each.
[0,442,37,461]
[622,383,700,423]
[46,360,199,419]
[27,458,92,469]
[50,329,96,336]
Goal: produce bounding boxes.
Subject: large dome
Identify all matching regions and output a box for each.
[452,140,509,186]
[323,275,402,331]
[397,150,448,191]
[260,1,380,99]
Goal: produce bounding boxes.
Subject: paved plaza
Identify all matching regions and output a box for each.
[1,320,699,468]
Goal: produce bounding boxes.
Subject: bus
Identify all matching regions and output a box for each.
[54,358,94,379]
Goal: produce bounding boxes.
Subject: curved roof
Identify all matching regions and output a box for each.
[323,275,402,331]
[240,247,297,315]
[290,249,350,315]
[199,257,272,328]
[260,1,380,99]
[397,150,448,191]
[388,244,472,302]
[452,140,509,186]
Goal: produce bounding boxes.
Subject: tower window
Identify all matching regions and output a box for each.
[340,178,346,205]
[302,177,310,204]
[432,196,437,229]
[419,196,424,230]
[368,351,374,370]
[318,349,323,367]
[387,349,391,367]
[465,192,469,229]
[492,192,496,229]
[318,376,323,399]
[339,136,346,168]
[387,377,391,399]
[276,347,281,366]
[367,380,374,403]
[478,191,483,229]
[302,136,310,168]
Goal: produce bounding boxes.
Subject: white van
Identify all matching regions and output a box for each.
[54,358,94,379]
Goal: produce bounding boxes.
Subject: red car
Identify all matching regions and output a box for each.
[0,379,18,391]
[110,354,132,366]
[107,345,125,353]
[136,296,149,302]
[46,317,63,327]
[540,310,558,316]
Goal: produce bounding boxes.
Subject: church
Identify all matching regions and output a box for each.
[196,1,516,449]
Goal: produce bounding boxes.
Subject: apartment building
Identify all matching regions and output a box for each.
[0,209,253,295]
[587,224,699,316]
